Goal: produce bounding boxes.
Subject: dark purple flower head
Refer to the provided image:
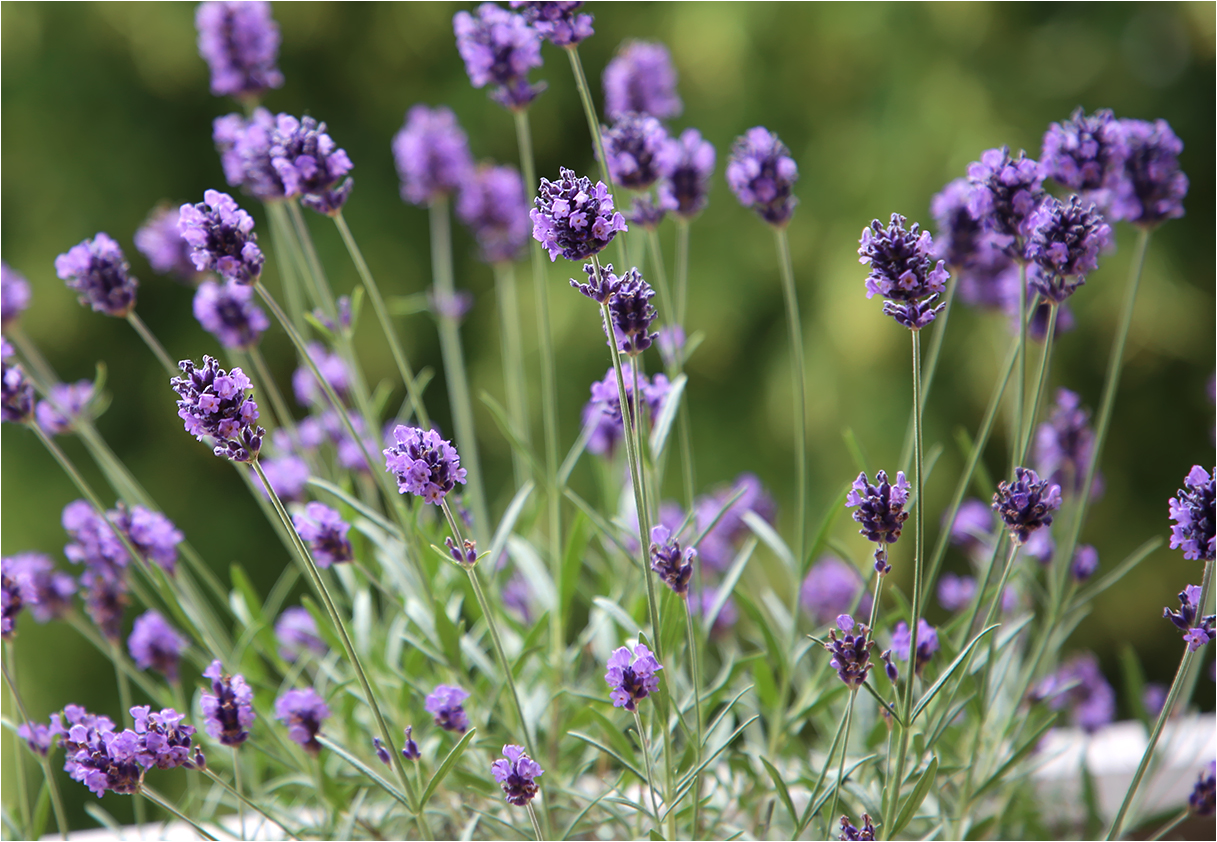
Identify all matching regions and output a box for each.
[275,688,330,755]
[603,40,681,122]
[372,736,391,765]
[570,260,622,304]
[1164,584,1215,652]
[131,706,196,770]
[171,356,264,463]
[800,555,871,627]
[1025,195,1112,303]
[649,525,695,596]
[1071,545,1099,582]
[457,164,531,264]
[35,380,95,436]
[1168,466,1215,561]
[891,619,938,677]
[605,643,663,711]
[628,194,667,230]
[1,355,34,424]
[838,813,876,841]
[270,114,354,216]
[693,473,777,572]
[179,190,265,285]
[510,1,593,47]
[607,267,658,355]
[128,611,188,681]
[1035,652,1115,733]
[275,606,327,662]
[214,109,284,201]
[1,262,31,330]
[292,341,349,408]
[992,467,1061,545]
[966,147,1045,250]
[531,167,627,262]
[602,113,670,190]
[426,684,471,733]
[110,503,183,574]
[1108,118,1188,227]
[858,214,950,330]
[55,233,139,318]
[194,280,269,351]
[201,660,256,747]
[846,470,910,573]
[401,725,421,761]
[195,1,284,100]
[61,712,144,797]
[492,744,544,806]
[824,615,874,689]
[581,367,669,457]
[727,127,799,227]
[393,105,475,207]
[655,128,715,219]
[134,206,200,283]
[1040,108,1127,197]
[293,502,353,568]
[2,553,75,623]
[454,4,545,111]
[1190,761,1216,817]
[1035,388,1100,498]
[383,425,468,504]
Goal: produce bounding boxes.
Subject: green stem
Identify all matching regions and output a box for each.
[494,261,532,486]
[898,275,957,472]
[684,600,704,840]
[246,346,295,444]
[1147,808,1190,842]
[1013,261,1027,474]
[633,709,663,826]
[264,201,308,334]
[234,746,247,841]
[526,802,545,841]
[1018,303,1058,467]
[127,310,177,377]
[197,767,300,840]
[141,784,220,841]
[286,200,337,316]
[795,697,850,838]
[675,219,690,328]
[826,690,859,837]
[2,651,68,840]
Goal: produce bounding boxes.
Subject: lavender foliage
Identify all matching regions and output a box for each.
[55,233,139,318]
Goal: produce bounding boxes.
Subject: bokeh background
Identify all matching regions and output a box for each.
[2,1,1213,828]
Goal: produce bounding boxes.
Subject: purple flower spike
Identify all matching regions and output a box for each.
[1035,652,1115,733]
[131,706,196,770]
[200,660,256,747]
[607,267,658,355]
[649,525,695,596]
[800,556,870,627]
[838,813,876,841]
[2,553,75,623]
[373,737,391,765]
[292,341,349,408]
[111,504,183,574]
[628,195,667,230]
[1,262,31,330]
[293,502,353,568]
[1164,584,1215,652]
[128,610,188,682]
[1040,108,1128,199]
[846,470,910,573]
[603,40,682,122]
[35,380,95,436]
[55,233,139,318]
[16,716,63,756]
[135,206,200,283]
[426,684,471,733]
[457,164,531,264]
[655,128,715,219]
[531,167,627,262]
[1,352,34,424]
[454,4,545,111]
[581,367,669,457]
[1035,388,1101,499]
[693,473,778,572]
[214,109,284,202]
[257,455,311,503]
[1025,195,1112,303]
[992,467,1061,545]
[195,1,284,100]
[1071,545,1099,582]
[1,561,29,638]
[274,606,327,663]
[401,725,421,761]
[891,619,939,677]
[393,105,475,207]
[1168,466,1215,561]
[383,425,468,504]
[570,261,622,304]
[511,1,593,47]
[171,356,264,463]
[275,688,330,755]
[858,214,950,330]
[1190,761,1215,817]
[270,114,354,216]
[492,744,544,806]
[966,147,1045,251]
[61,711,144,796]
[194,280,270,350]
[179,190,265,285]
[605,643,663,711]
[823,616,874,689]
[602,113,670,190]
[726,127,799,227]
[1109,118,1188,227]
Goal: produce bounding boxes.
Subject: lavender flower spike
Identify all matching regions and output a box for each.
[55,233,139,317]
[1,559,29,638]
[131,706,196,770]
[655,128,715,219]
[492,744,544,806]
[293,502,354,568]
[194,280,270,350]
[891,619,939,677]
[401,725,421,761]
[511,1,593,47]
[392,105,475,207]
[966,146,1045,250]
[270,114,354,216]
[570,261,622,304]
[214,108,283,202]
[1109,118,1188,227]
[135,206,200,283]
[846,470,910,574]
[426,684,471,733]
[1164,584,1215,652]
[128,610,188,682]
[1191,761,1215,817]
[275,688,330,755]
[383,425,468,504]
[1,352,35,424]
[1040,108,1127,198]
[2,553,75,623]
[1025,195,1112,303]
[823,614,874,689]
[195,1,284,100]
[456,164,531,265]
[602,113,669,190]
[727,126,799,227]
[531,167,627,262]
[453,4,545,111]
[171,356,264,463]
[1035,388,1101,498]
[178,190,265,285]
[2,262,32,329]
[111,503,183,573]
[200,660,256,746]
[605,643,663,711]
[649,525,695,596]
[1168,465,1215,561]
[274,606,327,662]
[992,467,1062,546]
[607,267,658,355]
[603,40,682,121]
[858,214,950,330]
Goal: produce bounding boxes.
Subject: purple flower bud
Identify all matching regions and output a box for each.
[1071,545,1099,582]
[1164,584,1215,652]
[193,280,269,351]
[823,617,874,689]
[275,688,330,755]
[1025,195,1112,303]
[1142,683,1168,719]
[607,267,658,355]
[1169,466,1215,561]
[603,40,681,122]
[605,644,663,711]
[492,744,544,806]
[1190,760,1215,817]
[214,108,283,202]
[134,206,200,283]
[800,555,870,627]
[655,128,715,219]
[890,619,938,677]
[1,560,30,638]
[274,606,327,662]
[1040,108,1128,199]
[373,737,391,765]
[454,4,545,111]
[179,190,265,285]
[510,1,593,47]
[426,684,471,733]
[201,660,256,747]
[393,105,475,207]
[428,288,475,323]
[880,649,899,684]
[992,467,1061,546]
[16,716,63,756]
[55,233,139,318]
[1108,118,1188,227]
[570,260,622,304]
[1,352,34,425]
[966,147,1045,251]
[401,725,421,761]
[838,814,876,841]
[171,356,264,463]
[945,498,996,557]
[445,537,478,566]
[1,262,31,330]
[128,611,188,682]
[649,525,695,596]
[270,114,354,216]
[858,214,950,330]
[195,1,284,100]
[727,127,799,227]
[457,164,531,264]
[1035,389,1101,499]
[602,113,670,190]
[35,380,94,436]
[531,167,627,262]
[292,503,353,568]
[383,425,468,504]
[2,553,75,623]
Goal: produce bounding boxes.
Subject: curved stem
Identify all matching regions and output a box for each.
[127,310,177,377]
[795,697,850,839]
[233,747,247,841]
[1147,808,1190,842]
[494,261,532,486]
[1013,261,1027,474]
[826,690,859,836]
[526,803,545,841]
[197,767,300,840]
[1018,303,1058,467]
[140,785,220,841]
[246,346,295,444]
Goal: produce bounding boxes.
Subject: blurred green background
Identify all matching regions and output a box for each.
[2,1,1213,828]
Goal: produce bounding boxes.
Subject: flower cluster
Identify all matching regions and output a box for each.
[393,105,475,207]
[1108,118,1188,226]
[846,470,910,573]
[1,343,34,426]
[511,1,593,47]
[426,684,471,733]
[34,380,95,436]
[269,114,354,216]
[55,233,139,318]
[178,190,265,285]
[193,280,269,350]
[858,214,950,330]
[453,3,545,111]
[60,703,196,797]
[602,113,669,190]
[383,425,468,504]
[1024,195,1112,303]
[214,108,283,201]
[1,553,75,625]
[726,127,799,227]
[1,262,31,329]
[275,688,330,755]
[605,644,663,711]
[195,1,284,100]
[603,41,682,121]
[693,473,777,572]
[992,468,1061,546]
[581,367,670,457]
[134,206,200,282]
[890,619,939,678]
[1168,465,1215,561]
[492,744,544,806]
[966,146,1045,249]
[1035,388,1100,498]
[200,660,256,747]
[1040,108,1127,197]
[931,178,1020,312]
[1191,761,1215,818]
[293,502,354,568]
[171,356,264,463]
[292,341,350,408]
[62,500,129,640]
[606,267,658,355]
[456,164,531,264]
[1163,584,1214,651]
[128,610,188,681]
[275,606,327,663]
[824,615,874,689]
[109,503,184,573]
[800,555,871,627]
[649,525,695,596]
[130,706,196,770]
[531,167,627,261]
[655,129,715,219]
[1033,652,1115,733]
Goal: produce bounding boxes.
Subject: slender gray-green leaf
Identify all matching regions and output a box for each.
[678,715,759,788]
[703,537,757,634]
[480,391,546,477]
[802,754,878,835]
[972,714,1057,799]
[420,728,477,809]
[743,510,795,570]
[860,679,903,727]
[316,735,412,810]
[558,421,594,488]
[648,373,687,458]
[704,685,753,747]
[891,755,938,837]
[592,596,640,635]
[487,481,535,579]
[568,730,647,781]
[912,624,999,721]
[758,755,797,829]
[565,489,634,557]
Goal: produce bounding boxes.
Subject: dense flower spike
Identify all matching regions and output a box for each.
[1163,584,1215,652]
[393,105,475,207]
[292,502,354,568]
[1168,466,1215,561]
[1109,118,1188,226]
[1071,545,1100,582]
[800,556,871,626]
[531,167,627,261]
[946,498,997,557]
[195,1,284,100]
[581,367,670,457]
[200,660,256,747]
[1191,761,1216,817]
[134,206,200,282]
[274,606,327,663]
[2,553,75,623]
[1040,108,1127,197]
[726,127,799,226]
[628,194,667,230]
[1035,388,1101,498]
[1,354,35,424]
[492,744,544,806]
[35,380,95,436]
[966,147,1045,250]
[1,562,27,638]
[858,214,950,330]
[178,190,265,285]
[655,128,715,219]
[193,280,269,350]
[570,261,622,304]
[602,113,669,189]
[511,1,593,47]
[62,500,129,640]
[693,473,778,571]
[171,356,264,462]
[110,503,184,574]
[824,615,874,689]
[60,707,143,796]
[937,574,976,612]
[1034,652,1115,732]
[930,179,1021,313]
[1025,195,1112,302]
[131,706,196,770]
[846,470,910,573]
[603,40,682,121]
[275,688,330,755]
[55,233,139,318]
[214,108,283,201]
[128,611,188,681]
[456,164,531,264]
[17,715,63,756]
[607,267,658,355]
[453,4,545,110]
[426,684,471,733]
[383,425,468,504]
[256,455,310,503]
[270,114,354,216]
[292,341,350,408]
[649,525,695,596]
[1,262,31,329]
[605,644,663,711]
[838,814,876,841]
[992,467,1062,545]
[401,725,421,761]
[891,619,939,677]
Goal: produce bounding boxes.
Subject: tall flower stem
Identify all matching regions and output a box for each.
[1012,261,1028,473]
[632,708,663,828]
[233,746,247,841]
[140,785,220,841]
[2,652,69,840]
[1018,303,1058,466]
[675,220,690,328]
[898,275,957,472]
[264,201,308,333]
[494,261,531,486]
[1106,559,1212,840]
[526,803,545,842]
[797,701,850,837]
[683,600,705,840]
[826,689,859,837]
[127,311,177,377]
[245,346,295,443]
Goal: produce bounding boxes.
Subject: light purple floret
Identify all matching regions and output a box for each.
[1107,118,1188,226]
[2,552,75,623]
[581,366,670,457]
[602,113,670,190]
[454,3,545,110]
[1037,652,1115,733]
[890,618,938,676]
[55,233,139,318]
[256,455,311,503]
[2,262,32,329]
[492,744,544,806]
[134,206,199,281]
[937,573,976,612]
[510,1,593,47]
[655,128,715,219]
[456,164,531,264]
[693,473,777,572]
[270,114,354,216]
[110,503,184,573]
[201,659,256,746]
[214,108,283,201]
[293,502,353,568]
[392,105,475,207]
[603,40,682,122]
[131,705,196,770]
[178,190,265,285]
[1,352,34,424]
[800,555,871,627]
[1035,388,1101,499]
[275,687,330,755]
[605,643,663,711]
[194,280,269,350]
[726,126,799,227]
[292,341,350,408]
[1040,108,1127,197]
[128,610,188,681]
[531,167,627,261]
[275,606,327,662]
[426,684,471,733]
[35,380,94,436]
[1169,465,1215,561]
[195,1,284,100]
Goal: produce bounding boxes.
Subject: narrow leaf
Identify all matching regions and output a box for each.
[480,391,546,477]
[592,596,639,634]
[314,736,412,810]
[308,478,400,537]
[759,755,797,828]
[487,481,535,579]
[912,624,999,721]
[743,509,795,570]
[420,728,477,809]
[568,730,647,782]
[564,489,634,557]
[703,537,757,634]
[648,373,687,458]
[891,755,938,837]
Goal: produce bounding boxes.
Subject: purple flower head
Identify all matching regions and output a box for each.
[214,109,284,201]
[1040,108,1128,199]
[131,706,196,770]
[649,525,695,596]
[946,498,996,557]
[510,1,593,47]
[275,688,330,755]
[1190,761,1216,817]
[62,500,127,571]
[401,725,421,761]
[603,40,681,122]
[55,233,139,318]
[1,355,34,424]
[275,606,327,662]
[35,380,95,436]
[17,716,64,756]
[1035,388,1101,498]
[270,114,354,216]
[937,573,977,612]
[846,470,910,572]
[605,643,663,711]
[425,684,471,733]
[428,288,475,323]
[128,611,188,681]
[838,813,876,841]
[292,341,350,408]
[628,194,667,230]
[531,167,627,262]
[110,504,184,574]
[1023,527,1055,566]
[134,206,200,283]
[891,619,939,677]
[195,1,284,100]
[492,744,544,806]
[171,356,264,462]
[689,587,739,639]
[693,473,777,572]
[602,113,670,190]
[293,502,353,568]
[570,260,622,304]
[179,190,265,285]
[255,455,311,503]
[1,262,31,330]
[607,267,658,355]
[581,367,669,457]
[454,4,545,111]
[3,553,75,623]
[457,163,531,264]
[966,147,1046,250]
[1025,195,1112,303]
[393,105,475,207]
[200,660,256,746]
[655,128,715,219]
[61,713,144,797]
[858,214,950,330]
[1168,466,1215,561]
[193,280,269,351]
[727,127,799,227]
[1071,545,1100,582]
[930,178,988,272]
[1,561,30,638]
[1164,584,1215,652]
[1108,118,1188,227]
[800,555,870,627]
[1036,652,1115,732]
[824,615,874,689]
[383,425,468,504]
[992,467,1062,545]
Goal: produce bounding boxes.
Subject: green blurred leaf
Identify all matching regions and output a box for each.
[421,727,477,809]
[891,755,938,837]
